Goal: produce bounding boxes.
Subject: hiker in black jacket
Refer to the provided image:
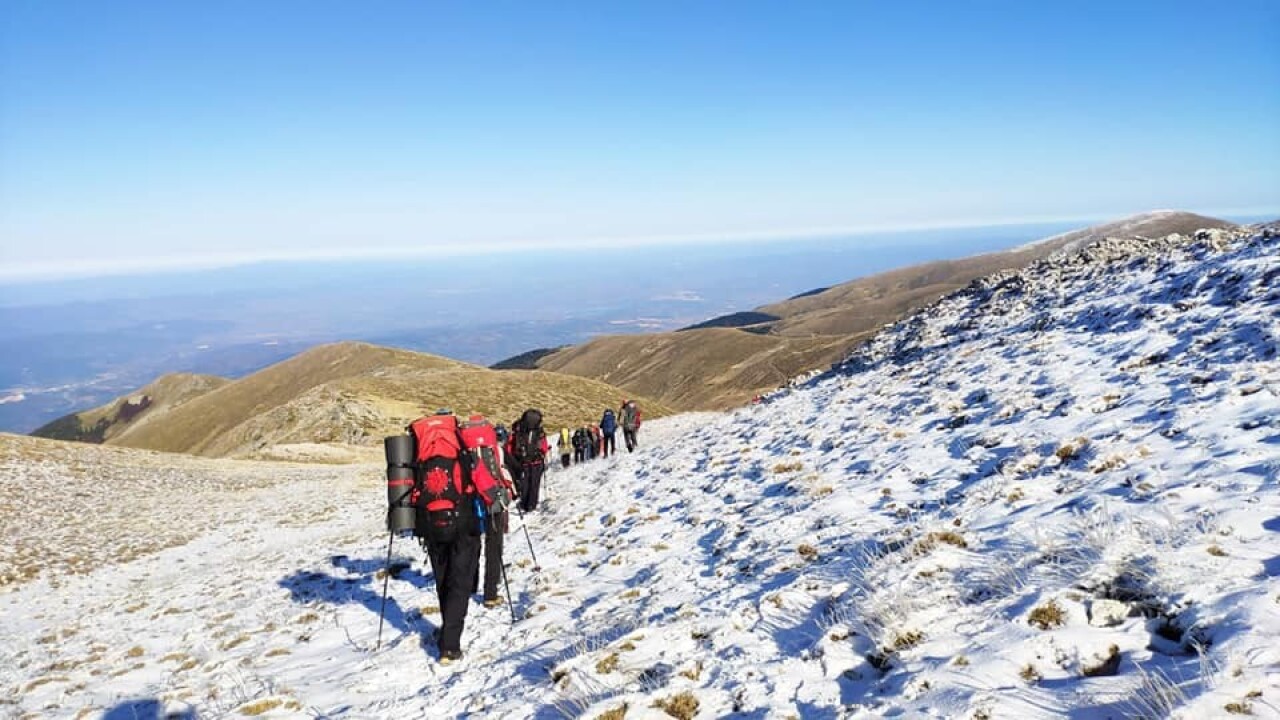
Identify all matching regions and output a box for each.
[507,409,548,512]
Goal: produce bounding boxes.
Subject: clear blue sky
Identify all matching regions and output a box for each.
[2,1,1277,278]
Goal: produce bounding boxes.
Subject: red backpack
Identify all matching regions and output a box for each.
[460,415,509,515]
[409,414,467,541]
[459,415,508,513]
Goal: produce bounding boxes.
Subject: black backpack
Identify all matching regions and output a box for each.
[513,409,544,463]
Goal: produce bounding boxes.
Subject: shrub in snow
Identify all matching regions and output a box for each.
[1027,600,1067,630]
[652,690,699,720]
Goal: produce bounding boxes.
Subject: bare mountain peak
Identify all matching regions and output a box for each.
[1021,210,1235,255]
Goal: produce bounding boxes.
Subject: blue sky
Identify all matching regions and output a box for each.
[2,1,1277,278]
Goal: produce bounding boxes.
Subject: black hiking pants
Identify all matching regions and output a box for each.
[623,428,638,452]
[520,462,544,512]
[573,447,585,463]
[475,511,506,602]
[602,431,616,457]
[425,531,480,655]
[560,453,571,469]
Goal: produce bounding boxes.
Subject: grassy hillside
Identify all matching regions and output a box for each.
[31,373,230,444]
[533,212,1235,409]
[103,341,672,458]
[537,328,852,409]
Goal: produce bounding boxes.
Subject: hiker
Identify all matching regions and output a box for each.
[460,415,518,610]
[591,424,604,459]
[558,427,572,469]
[600,408,617,457]
[408,410,500,664]
[507,409,548,512]
[620,399,641,452]
[583,425,596,460]
[572,426,587,464]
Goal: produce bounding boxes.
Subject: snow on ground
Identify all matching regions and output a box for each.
[2,226,1278,719]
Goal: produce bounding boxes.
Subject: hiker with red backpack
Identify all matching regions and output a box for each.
[407,410,501,664]
[507,409,549,512]
[459,415,519,610]
[591,424,604,459]
[620,399,641,452]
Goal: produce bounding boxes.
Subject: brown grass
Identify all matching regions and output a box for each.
[652,691,700,720]
[892,630,924,650]
[913,531,968,555]
[1028,600,1066,630]
[596,704,628,720]
[595,653,620,674]
[797,544,819,561]
[1055,437,1088,463]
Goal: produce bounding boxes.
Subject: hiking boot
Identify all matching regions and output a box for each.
[483,597,504,609]
[439,649,462,665]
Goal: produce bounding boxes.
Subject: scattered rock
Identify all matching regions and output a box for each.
[1089,599,1129,627]
[1081,644,1121,677]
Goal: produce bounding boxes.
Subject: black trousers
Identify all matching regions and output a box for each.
[560,453,571,468]
[425,532,480,655]
[573,448,585,463]
[520,462,545,511]
[476,511,506,601]
[623,428,638,452]
[602,431,616,457]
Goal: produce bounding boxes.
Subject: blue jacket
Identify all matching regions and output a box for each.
[600,410,617,434]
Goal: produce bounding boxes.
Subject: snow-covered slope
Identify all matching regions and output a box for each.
[2,226,1277,718]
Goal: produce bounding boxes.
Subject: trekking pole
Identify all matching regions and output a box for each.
[512,504,541,571]
[375,530,395,651]
[498,557,517,624]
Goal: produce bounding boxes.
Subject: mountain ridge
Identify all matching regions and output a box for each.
[524,211,1237,410]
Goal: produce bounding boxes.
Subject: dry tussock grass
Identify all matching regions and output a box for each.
[652,691,700,720]
[912,531,968,555]
[1028,600,1066,630]
[595,705,628,720]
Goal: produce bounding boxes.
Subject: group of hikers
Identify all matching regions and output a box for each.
[382,399,643,664]
[555,399,643,467]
